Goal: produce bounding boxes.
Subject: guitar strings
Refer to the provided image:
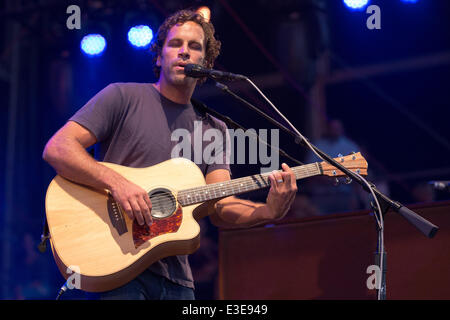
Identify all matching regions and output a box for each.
[176,164,318,197]
[148,159,359,209]
[143,165,319,209]
[150,164,318,207]
[153,165,314,203]
[119,161,352,217]
[120,160,361,219]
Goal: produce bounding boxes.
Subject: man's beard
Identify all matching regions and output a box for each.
[169,70,196,87]
[171,74,188,85]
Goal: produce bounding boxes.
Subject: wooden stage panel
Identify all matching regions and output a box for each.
[218,201,450,299]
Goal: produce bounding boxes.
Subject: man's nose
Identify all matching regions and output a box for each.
[178,44,190,59]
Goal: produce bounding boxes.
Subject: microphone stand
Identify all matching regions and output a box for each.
[214,80,439,300]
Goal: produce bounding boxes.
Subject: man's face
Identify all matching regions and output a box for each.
[157,21,206,86]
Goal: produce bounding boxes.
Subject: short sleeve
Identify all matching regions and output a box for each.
[69,83,124,142]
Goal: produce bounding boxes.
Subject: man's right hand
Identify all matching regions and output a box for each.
[110,180,153,226]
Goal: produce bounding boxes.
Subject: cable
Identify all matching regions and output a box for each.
[353,171,385,300]
[55,281,68,300]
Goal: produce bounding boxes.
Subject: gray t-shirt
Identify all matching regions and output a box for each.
[69,82,230,289]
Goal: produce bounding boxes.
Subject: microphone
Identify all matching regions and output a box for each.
[184,64,246,81]
[429,181,450,191]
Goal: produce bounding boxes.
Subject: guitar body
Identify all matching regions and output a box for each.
[45,158,206,292]
[45,152,368,293]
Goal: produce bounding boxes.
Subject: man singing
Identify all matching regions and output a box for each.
[43,9,298,300]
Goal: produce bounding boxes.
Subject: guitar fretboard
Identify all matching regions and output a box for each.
[177,163,321,206]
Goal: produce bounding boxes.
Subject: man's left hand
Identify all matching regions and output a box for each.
[266,163,298,220]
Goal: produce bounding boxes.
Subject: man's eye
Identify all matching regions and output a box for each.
[190,43,202,50]
[168,40,181,47]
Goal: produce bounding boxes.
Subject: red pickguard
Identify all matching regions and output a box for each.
[132,205,183,249]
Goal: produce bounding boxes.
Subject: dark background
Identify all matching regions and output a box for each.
[1,0,449,299]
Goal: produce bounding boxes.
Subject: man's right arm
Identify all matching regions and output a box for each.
[42,121,153,226]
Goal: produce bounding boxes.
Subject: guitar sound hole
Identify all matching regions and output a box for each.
[149,188,176,219]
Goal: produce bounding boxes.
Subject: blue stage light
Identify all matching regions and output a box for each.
[401,0,418,3]
[80,34,106,56]
[343,0,370,10]
[127,25,153,48]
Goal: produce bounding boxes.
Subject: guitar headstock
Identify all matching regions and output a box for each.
[320,152,368,177]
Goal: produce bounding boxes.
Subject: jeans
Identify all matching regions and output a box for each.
[86,269,195,300]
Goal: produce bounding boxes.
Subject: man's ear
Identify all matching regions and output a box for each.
[156,55,161,67]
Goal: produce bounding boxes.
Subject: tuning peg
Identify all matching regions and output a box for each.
[337,153,345,163]
[345,176,352,184]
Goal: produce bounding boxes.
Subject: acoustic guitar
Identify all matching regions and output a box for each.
[45,153,368,292]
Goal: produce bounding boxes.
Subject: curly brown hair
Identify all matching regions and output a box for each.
[150,9,221,83]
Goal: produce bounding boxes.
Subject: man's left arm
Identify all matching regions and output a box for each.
[206,164,298,229]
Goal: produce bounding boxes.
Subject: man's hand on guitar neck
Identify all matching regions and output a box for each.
[206,163,298,228]
[266,163,298,220]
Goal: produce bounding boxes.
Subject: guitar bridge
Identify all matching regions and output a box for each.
[107,193,128,235]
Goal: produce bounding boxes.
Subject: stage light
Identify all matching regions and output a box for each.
[343,0,370,10]
[127,25,154,48]
[197,6,211,23]
[80,34,106,56]
[401,0,418,3]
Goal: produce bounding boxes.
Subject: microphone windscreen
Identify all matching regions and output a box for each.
[184,64,206,78]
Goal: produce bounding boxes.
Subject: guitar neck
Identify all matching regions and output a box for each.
[177,163,322,206]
